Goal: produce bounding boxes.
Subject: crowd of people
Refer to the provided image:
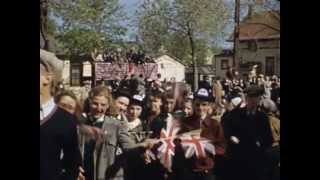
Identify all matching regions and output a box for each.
[91,47,155,65]
[40,49,280,180]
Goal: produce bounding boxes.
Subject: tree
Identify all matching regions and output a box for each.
[49,0,126,58]
[137,0,230,90]
[40,0,49,50]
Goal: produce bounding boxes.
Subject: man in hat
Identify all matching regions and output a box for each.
[199,76,212,93]
[113,89,131,122]
[221,85,273,180]
[40,49,82,180]
[172,88,226,180]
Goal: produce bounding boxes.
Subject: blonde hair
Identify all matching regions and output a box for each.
[88,85,117,116]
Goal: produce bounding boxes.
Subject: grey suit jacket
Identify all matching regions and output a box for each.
[94,116,141,180]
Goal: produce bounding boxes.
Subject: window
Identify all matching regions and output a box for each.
[161,63,164,69]
[221,59,229,70]
[265,56,275,76]
[248,41,258,51]
[71,64,81,86]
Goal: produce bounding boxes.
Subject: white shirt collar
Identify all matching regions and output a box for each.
[96,115,105,123]
[40,98,56,121]
[127,118,141,130]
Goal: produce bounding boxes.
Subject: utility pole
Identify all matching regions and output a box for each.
[233,0,240,71]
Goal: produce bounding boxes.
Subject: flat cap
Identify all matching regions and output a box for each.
[40,49,63,82]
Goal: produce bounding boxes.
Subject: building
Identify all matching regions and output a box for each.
[154,54,186,82]
[216,10,280,78]
[185,64,215,90]
[214,49,234,79]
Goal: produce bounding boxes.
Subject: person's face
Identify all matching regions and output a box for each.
[246,96,260,110]
[164,98,176,113]
[150,96,162,113]
[40,65,51,96]
[183,101,193,118]
[194,99,210,118]
[58,95,77,114]
[115,96,130,115]
[128,105,142,121]
[266,76,270,81]
[89,95,109,119]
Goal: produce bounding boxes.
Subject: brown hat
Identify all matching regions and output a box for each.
[40,49,63,82]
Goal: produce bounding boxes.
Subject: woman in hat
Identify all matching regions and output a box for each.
[126,94,147,142]
[124,94,150,180]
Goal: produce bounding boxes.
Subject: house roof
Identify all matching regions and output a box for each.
[215,49,234,57]
[154,54,186,66]
[186,65,215,75]
[228,11,280,41]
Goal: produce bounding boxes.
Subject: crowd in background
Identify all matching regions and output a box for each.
[91,48,155,65]
[41,48,280,180]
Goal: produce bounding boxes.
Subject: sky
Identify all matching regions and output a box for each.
[119,0,279,49]
[119,0,142,41]
[119,0,236,48]
[52,0,279,49]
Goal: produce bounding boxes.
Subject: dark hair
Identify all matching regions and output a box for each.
[114,89,131,100]
[150,90,165,103]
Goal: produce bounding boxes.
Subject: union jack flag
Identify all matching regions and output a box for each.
[157,115,180,172]
[180,135,216,159]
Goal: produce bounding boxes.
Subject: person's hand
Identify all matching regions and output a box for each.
[79,125,104,141]
[77,166,85,180]
[230,136,240,144]
[143,149,156,164]
[141,138,159,149]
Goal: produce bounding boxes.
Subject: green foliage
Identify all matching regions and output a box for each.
[49,0,126,56]
[137,0,231,65]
